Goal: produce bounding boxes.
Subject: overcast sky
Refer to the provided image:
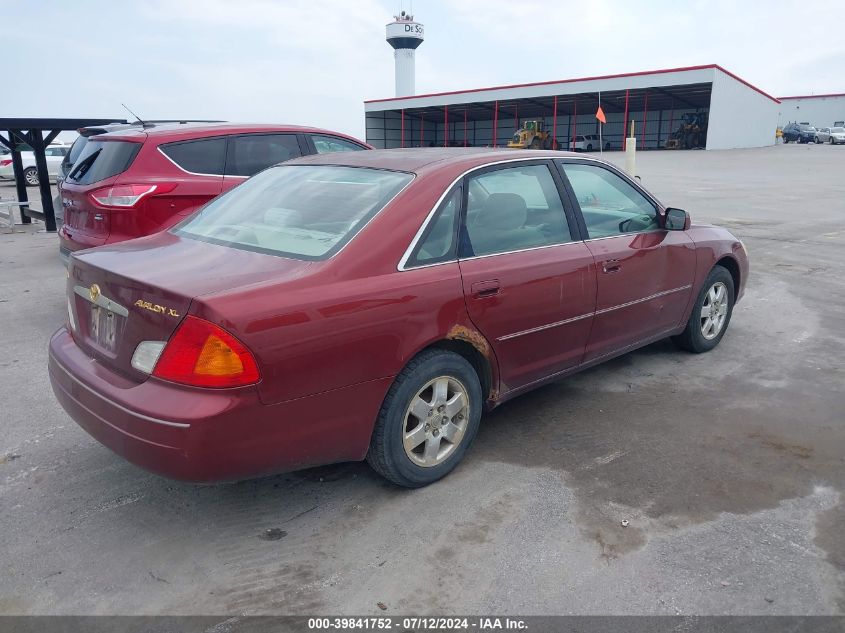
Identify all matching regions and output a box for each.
[3,0,843,141]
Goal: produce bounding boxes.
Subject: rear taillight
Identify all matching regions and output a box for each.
[151,316,260,388]
[0,160,11,167]
[89,183,176,208]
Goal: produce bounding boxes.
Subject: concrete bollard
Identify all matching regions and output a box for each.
[625,137,637,177]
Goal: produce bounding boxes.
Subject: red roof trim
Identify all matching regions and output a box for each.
[778,93,845,100]
[365,63,781,105]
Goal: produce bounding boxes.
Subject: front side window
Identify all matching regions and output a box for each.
[226,134,302,176]
[561,162,658,239]
[311,134,366,154]
[175,165,412,260]
[160,137,227,175]
[462,164,571,257]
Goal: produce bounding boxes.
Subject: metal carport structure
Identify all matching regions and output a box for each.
[364,65,781,152]
[0,118,126,231]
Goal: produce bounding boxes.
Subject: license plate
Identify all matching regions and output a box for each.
[90,306,118,352]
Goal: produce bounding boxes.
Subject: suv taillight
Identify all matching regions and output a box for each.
[0,160,12,167]
[151,316,260,388]
[89,183,175,208]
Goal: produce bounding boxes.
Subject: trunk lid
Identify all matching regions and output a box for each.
[67,231,313,381]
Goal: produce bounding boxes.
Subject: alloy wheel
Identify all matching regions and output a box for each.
[402,376,469,467]
[24,170,39,186]
[700,282,729,340]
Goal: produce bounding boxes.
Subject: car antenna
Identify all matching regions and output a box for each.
[121,103,152,128]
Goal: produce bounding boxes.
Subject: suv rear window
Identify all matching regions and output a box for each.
[160,137,226,175]
[175,165,412,260]
[66,140,142,185]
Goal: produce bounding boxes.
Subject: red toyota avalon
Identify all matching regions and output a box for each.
[58,123,370,265]
[49,148,748,487]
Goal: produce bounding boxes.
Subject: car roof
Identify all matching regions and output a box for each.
[287,147,584,174]
[93,123,363,144]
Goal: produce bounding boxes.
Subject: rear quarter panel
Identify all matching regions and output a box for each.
[109,140,223,241]
[195,265,472,406]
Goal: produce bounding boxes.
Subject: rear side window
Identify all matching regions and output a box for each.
[66,141,142,185]
[65,136,89,166]
[311,134,366,154]
[225,134,302,177]
[406,187,460,268]
[463,165,571,257]
[160,137,227,175]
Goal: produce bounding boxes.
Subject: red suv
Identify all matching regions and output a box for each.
[58,123,370,264]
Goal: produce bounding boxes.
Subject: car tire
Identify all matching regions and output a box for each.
[23,167,39,187]
[815,136,820,144]
[367,349,483,488]
[831,137,835,145]
[586,143,593,151]
[605,142,611,150]
[672,265,735,354]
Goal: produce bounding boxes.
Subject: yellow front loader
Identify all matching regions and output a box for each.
[507,120,552,149]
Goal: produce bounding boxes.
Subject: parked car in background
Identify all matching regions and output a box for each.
[0,143,69,186]
[826,127,845,144]
[58,123,371,264]
[781,123,816,144]
[50,148,748,487]
[814,127,831,143]
[569,134,610,151]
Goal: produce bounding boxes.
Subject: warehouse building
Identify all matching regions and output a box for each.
[364,64,783,151]
[778,93,845,128]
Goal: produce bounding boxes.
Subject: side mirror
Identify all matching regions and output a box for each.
[664,207,690,231]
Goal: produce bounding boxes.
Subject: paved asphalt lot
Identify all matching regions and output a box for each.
[1,144,843,616]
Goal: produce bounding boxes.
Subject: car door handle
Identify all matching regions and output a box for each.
[471,280,500,297]
[602,259,622,274]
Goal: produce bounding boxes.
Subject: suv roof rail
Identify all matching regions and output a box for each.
[133,119,227,128]
[142,119,226,123]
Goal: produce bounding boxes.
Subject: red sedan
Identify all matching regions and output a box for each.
[49,149,749,487]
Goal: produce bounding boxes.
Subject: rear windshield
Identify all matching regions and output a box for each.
[67,140,141,185]
[175,165,413,260]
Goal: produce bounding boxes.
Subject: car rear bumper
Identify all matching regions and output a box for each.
[49,327,390,482]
